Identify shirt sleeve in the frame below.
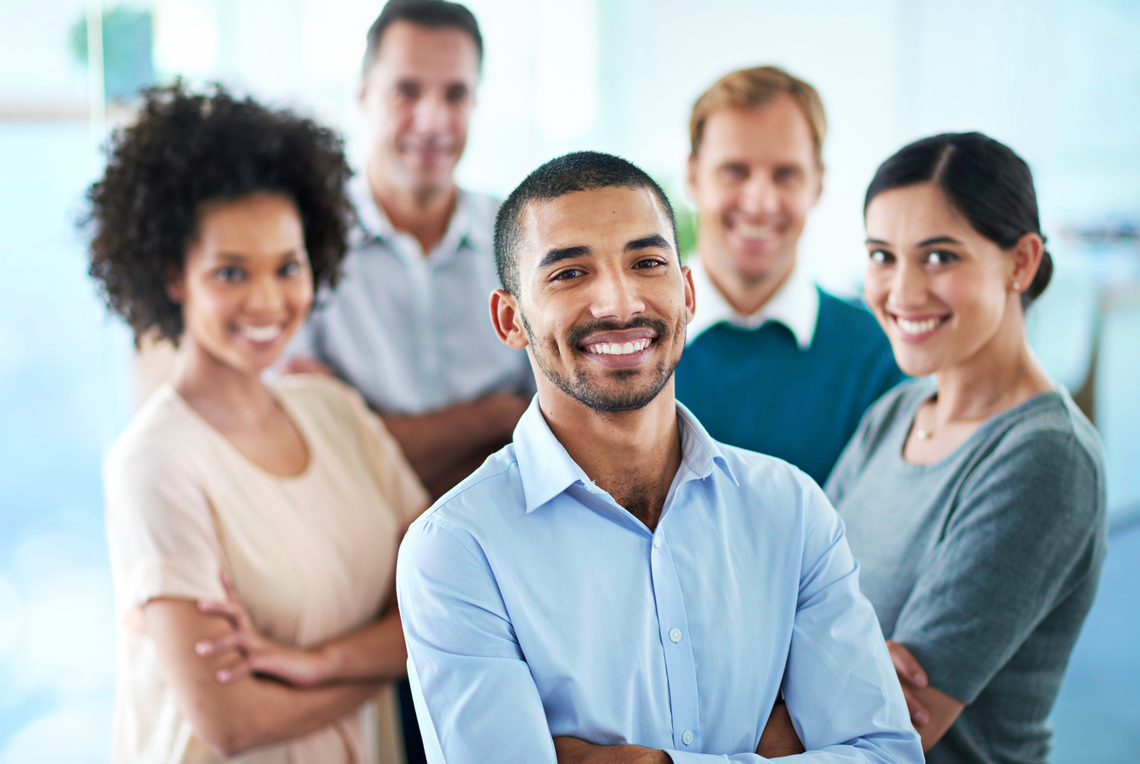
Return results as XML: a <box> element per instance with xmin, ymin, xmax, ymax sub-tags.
<box><xmin>889</xmin><ymin>429</ymin><xmax>1104</xmax><ymax>704</ymax></box>
<box><xmin>104</xmin><ymin>438</ymin><xmax>227</xmax><ymax>631</ymax></box>
<box><xmin>396</xmin><ymin>517</ymin><xmax>559</xmax><ymax>764</ymax></box>
<box><xmin>780</xmin><ymin>477</ymin><xmax>923</xmax><ymax>763</ymax></box>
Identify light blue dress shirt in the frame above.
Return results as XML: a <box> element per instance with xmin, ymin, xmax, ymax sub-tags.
<box><xmin>396</xmin><ymin>398</ymin><xmax>922</xmax><ymax>763</ymax></box>
<box><xmin>285</xmin><ymin>174</ymin><xmax>534</xmax><ymax>415</ymax></box>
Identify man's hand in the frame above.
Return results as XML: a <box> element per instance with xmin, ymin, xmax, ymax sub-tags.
<box><xmin>755</xmin><ymin>701</ymin><xmax>805</xmax><ymax>758</ymax></box>
<box><xmin>553</xmin><ymin>737</ymin><xmax>670</xmax><ymax>764</ymax></box>
<box><xmin>886</xmin><ymin>640</ymin><xmax>966</xmax><ymax>751</ymax></box>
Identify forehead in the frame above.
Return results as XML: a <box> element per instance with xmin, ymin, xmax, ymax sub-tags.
<box><xmin>865</xmin><ymin>183</ymin><xmax>976</xmax><ymax>241</ymax></box>
<box><xmin>519</xmin><ymin>186</ymin><xmax>671</xmax><ymax>264</ymax></box>
<box><xmin>192</xmin><ymin>193</ymin><xmax>303</xmax><ymax>258</ymax></box>
<box><xmin>698</xmin><ymin>94</ymin><xmax>815</xmax><ymax>164</ymax></box>
<box><xmin>369</xmin><ymin>21</ymin><xmax>479</xmax><ymax>82</ymax></box>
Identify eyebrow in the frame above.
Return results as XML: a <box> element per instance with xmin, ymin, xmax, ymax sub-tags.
<box><xmin>626</xmin><ymin>234</ymin><xmax>672</xmax><ymax>252</ymax></box>
<box><xmin>214</xmin><ymin>250</ymin><xmax>300</xmax><ymax>262</ymax></box>
<box><xmin>863</xmin><ymin>236</ymin><xmax>963</xmax><ymax>247</ymax></box>
<box><xmin>537</xmin><ymin>245</ymin><xmax>591</xmax><ymax>270</ymax></box>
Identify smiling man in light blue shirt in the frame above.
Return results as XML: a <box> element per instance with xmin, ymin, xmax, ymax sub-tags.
<box><xmin>396</xmin><ymin>152</ymin><xmax>921</xmax><ymax>764</ymax></box>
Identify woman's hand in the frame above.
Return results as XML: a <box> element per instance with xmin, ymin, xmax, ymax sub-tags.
<box><xmin>886</xmin><ymin>640</ymin><xmax>965</xmax><ymax>751</ymax></box>
<box><xmin>196</xmin><ymin>573</ymin><xmax>332</xmax><ymax>687</ymax></box>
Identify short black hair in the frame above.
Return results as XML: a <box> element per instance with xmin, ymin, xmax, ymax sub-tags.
<box><xmin>494</xmin><ymin>151</ymin><xmax>678</xmax><ymax>296</ymax></box>
<box><xmin>865</xmin><ymin>132</ymin><xmax>1052</xmax><ymax>309</ymax></box>
<box><xmin>363</xmin><ymin>0</ymin><xmax>483</xmax><ymax>73</ymax></box>
<box><xmin>83</xmin><ymin>81</ymin><xmax>354</xmax><ymax>346</ymax></box>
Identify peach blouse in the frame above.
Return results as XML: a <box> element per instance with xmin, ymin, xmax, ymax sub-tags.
<box><xmin>104</xmin><ymin>374</ymin><xmax>428</xmax><ymax>764</ymax></box>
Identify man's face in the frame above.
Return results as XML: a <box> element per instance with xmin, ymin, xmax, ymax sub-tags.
<box><xmin>359</xmin><ymin>20</ymin><xmax>479</xmax><ymax>195</ymax></box>
<box><xmin>687</xmin><ymin>93</ymin><xmax>822</xmax><ymax>287</ymax></box>
<box><xmin>496</xmin><ymin>186</ymin><xmax>694</xmax><ymax>414</ymax></box>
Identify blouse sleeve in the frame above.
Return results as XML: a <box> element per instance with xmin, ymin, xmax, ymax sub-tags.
<box><xmin>104</xmin><ymin>437</ymin><xmax>227</xmax><ymax>631</ymax></box>
<box><xmin>889</xmin><ymin>427</ymin><xmax>1106</xmax><ymax>704</ymax></box>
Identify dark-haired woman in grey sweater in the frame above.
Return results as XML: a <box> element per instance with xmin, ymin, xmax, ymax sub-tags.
<box><xmin>826</xmin><ymin>132</ymin><xmax>1106</xmax><ymax>764</ymax></box>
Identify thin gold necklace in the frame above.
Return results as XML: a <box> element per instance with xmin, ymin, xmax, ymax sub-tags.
<box><xmin>915</xmin><ymin>364</ymin><xmax>1029</xmax><ymax>441</ymax></box>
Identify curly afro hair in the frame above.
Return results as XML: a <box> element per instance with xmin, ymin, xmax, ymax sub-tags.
<box><xmin>84</xmin><ymin>81</ymin><xmax>354</xmax><ymax>346</ymax></box>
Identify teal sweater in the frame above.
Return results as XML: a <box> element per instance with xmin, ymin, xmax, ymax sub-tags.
<box><xmin>675</xmin><ymin>289</ymin><xmax>905</xmax><ymax>486</ymax></box>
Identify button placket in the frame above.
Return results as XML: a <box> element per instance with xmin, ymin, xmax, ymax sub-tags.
<box><xmin>648</xmin><ymin>530</ymin><xmax>701</xmax><ymax>751</ymax></box>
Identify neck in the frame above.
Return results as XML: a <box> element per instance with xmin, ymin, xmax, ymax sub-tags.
<box><xmin>699</xmin><ymin>245</ymin><xmax>795</xmax><ymax>316</ymax></box>
<box><xmin>541</xmin><ymin>384</ymin><xmax>683</xmax><ymax>531</ymax></box>
<box><xmin>170</xmin><ymin>337</ymin><xmax>278</xmax><ymax>429</ymax></box>
<box><xmin>367</xmin><ymin>157</ymin><xmax>457</xmax><ymax>254</ymax></box>
<box><xmin>931</xmin><ymin>308</ymin><xmax>1043</xmax><ymax>425</ymax></box>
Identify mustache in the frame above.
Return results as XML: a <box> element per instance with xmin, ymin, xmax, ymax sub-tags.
<box><xmin>567</xmin><ymin>316</ymin><xmax>671</xmax><ymax>348</ymax></box>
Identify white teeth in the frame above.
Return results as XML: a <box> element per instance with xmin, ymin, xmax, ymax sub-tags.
<box><xmin>735</xmin><ymin>223</ymin><xmax>777</xmax><ymax>240</ymax></box>
<box><xmin>896</xmin><ymin>317</ymin><xmax>941</xmax><ymax>336</ymax></box>
<box><xmin>240</xmin><ymin>324</ymin><xmax>283</xmax><ymax>342</ymax></box>
<box><xmin>585</xmin><ymin>339</ymin><xmax>651</xmax><ymax>355</ymax></box>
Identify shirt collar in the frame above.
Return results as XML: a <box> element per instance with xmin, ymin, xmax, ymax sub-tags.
<box><xmin>348</xmin><ymin>172</ymin><xmax>479</xmax><ymax>259</ymax></box>
<box><xmin>512</xmin><ymin>395</ymin><xmax>737</xmax><ymax>515</ymax></box>
<box><xmin>687</xmin><ymin>257</ymin><xmax>819</xmax><ymax>350</ymax></box>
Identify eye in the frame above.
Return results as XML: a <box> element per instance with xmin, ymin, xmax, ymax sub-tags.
<box><xmin>214</xmin><ymin>265</ymin><xmax>245</xmax><ymax>282</ymax></box>
<box><xmin>278</xmin><ymin>261</ymin><xmax>303</xmax><ymax>278</ymax></box>
<box><xmin>868</xmin><ymin>249</ymin><xmax>893</xmax><ymax>265</ymax></box>
<box><xmin>774</xmin><ymin>166</ymin><xmax>802</xmax><ymax>183</ymax></box>
<box><xmin>924</xmin><ymin>250</ymin><xmax>958</xmax><ymax>266</ymax></box>
<box><xmin>550</xmin><ymin>267</ymin><xmax>585</xmax><ymax>282</ymax></box>
<box><xmin>633</xmin><ymin>257</ymin><xmax>666</xmax><ymax>270</ymax></box>
<box><xmin>395</xmin><ymin>81</ymin><xmax>420</xmax><ymax>101</ymax></box>
<box><xmin>445</xmin><ymin>84</ymin><xmax>469</xmax><ymax>104</ymax></box>
<box><xmin>720</xmin><ymin>163</ymin><xmax>748</xmax><ymax>181</ymax></box>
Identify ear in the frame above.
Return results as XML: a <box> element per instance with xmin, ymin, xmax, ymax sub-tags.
<box><xmin>165</xmin><ymin>263</ymin><xmax>186</xmax><ymax>305</ymax></box>
<box><xmin>681</xmin><ymin>264</ymin><xmax>696</xmax><ymax>325</ymax></box>
<box><xmin>490</xmin><ymin>289</ymin><xmax>530</xmax><ymax>350</ymax></box>
<box><xmin>1009</xmin><ymin>233</ymin><xmax>1044</xmax><ymax>297</ymax></box>
<box><xmin>811</xmin><ymin>161</ymin><xmax>825</xmax><ymax>206</ymax></box>
<box><xmin>685</xmin><ymin>154</ymin><xmax>699</xmax><ymax>202</ymax></box>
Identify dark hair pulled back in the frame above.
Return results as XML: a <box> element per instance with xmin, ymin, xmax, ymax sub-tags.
<box><xmin>864</xmin><ymin>132</ymin><xmax>1052</xmax><ymax>309</ymax></box>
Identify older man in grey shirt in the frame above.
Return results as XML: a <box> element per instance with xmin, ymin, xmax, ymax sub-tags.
<box><xmin>286</xmin><ymin>1</ymin><xmax>533</xmax><ymax>499</ymax></box>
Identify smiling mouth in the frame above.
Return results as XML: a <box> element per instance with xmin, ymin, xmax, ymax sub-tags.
<box><xmin>237</xmin><ymin>324</ymin><xmax>285</xmax><ymax>344</ymax></box>
<box><xmin>892</xmin><ymin>314</ymin><xmax>949</xmax><ymax>339</ymax></box>
<box><xmin>583</xmin><ymin>338</ymin><xmax>653</xmax><ymax>356</ymax></box>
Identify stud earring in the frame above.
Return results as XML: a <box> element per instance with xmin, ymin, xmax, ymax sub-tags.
<box><xmin>1013</xmin><ymin>281</ymin><xmax>1021</xmax><ymax>290</ymax></box>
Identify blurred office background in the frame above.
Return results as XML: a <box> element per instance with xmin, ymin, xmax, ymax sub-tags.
<box><xmin>0</xmin><ymin>0</ymin><xmax>1137</xmax><ymax>760</ymax></box>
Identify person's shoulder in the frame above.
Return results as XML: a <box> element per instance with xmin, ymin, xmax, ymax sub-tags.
<box><xmin>106</xmin><ymin>385</ymin><xmax>195</xmax><ymax>473</ymax></box>
<box><xmin>816</xmin><ymin>288</ymin><xmax>890</xmax><ymax>343</ymax></box>
<box><xmin>413</xmin><ymin>444</ymin><xmax>525</xmax><ymax>534</ymax></box>
<box><xmin>983</xmin><ymin>390</ymin><xmax>1105</xmax><ymax>476</ymax></box>
<box><xmin>714</xmin><ymin>441</ymin><xmax>820</xmax><ymax>504</ymax></box>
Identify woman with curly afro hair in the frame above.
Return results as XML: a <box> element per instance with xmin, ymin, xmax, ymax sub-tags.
<box><xmin>87</xmin><ymin>82</ymin><xmax>429</xmax><ymax>764</ymax></box>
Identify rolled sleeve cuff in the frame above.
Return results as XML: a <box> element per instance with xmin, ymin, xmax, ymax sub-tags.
<box><xmin>117</xmin><ymin>555</ymin><xmax>226</xmax><ymax>628</ymax></box>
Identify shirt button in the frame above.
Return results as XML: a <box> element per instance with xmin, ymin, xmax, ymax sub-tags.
<box><xmin>653</xmin><ymin>536</ymin><xmax>662</xmax><ymax>549</ymax></box>
<box><xmin>682</xmin><ymin>731</ymin><xmax>694</xmax><ymax>746</ymax></box>
<box><xmin>669</xmin><ymin>628</ymin><xmax>682</xmax><ymax>643</ymax></box>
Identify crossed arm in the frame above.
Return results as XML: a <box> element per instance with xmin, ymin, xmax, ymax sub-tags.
<box><xmin>143</xmin><ymin>575</ymin><xmax>408</xmax><ymax>757</ymax></box>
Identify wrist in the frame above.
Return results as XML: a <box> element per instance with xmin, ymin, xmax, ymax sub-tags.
<box><xmin>313</xmin><ymin>642</ymin><xmax>344</xmax><ymax>683</ymax></box>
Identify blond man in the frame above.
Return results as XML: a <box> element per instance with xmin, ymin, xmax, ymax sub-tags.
<box><xmin>675</xmin><ymin>65</ymin><xmax>904</xmax><ymax>485</ymax></box>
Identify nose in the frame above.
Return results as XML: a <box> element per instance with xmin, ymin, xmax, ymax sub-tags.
<box><xmin>244</xmin><ymin>273</ymin><xmax>285</xmax><ymax>315</ymax></box>
<box><xmin>589</xmin><ymin>266</ymin><xmax>645</xmax><ymax>323</ymax></box>
<box><xmin>889</xmin><ymin>259</ymin><xmax>928</xmax><ymax>309</ymax></box>
<box><xmin>740</xmin><ymin>173</ymin><xmax>779</xmax><ymax>216</ymax></box>
<box><xmin>412</xmin><ymin>91</ymin><xmax>450</xmax><ymax>133</ymax></box>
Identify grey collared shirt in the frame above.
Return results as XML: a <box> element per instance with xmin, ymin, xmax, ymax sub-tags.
<box><xmin>286</xmin><ymin>175</ymin><xmax>534</xmax><ymax>415</ymax></box>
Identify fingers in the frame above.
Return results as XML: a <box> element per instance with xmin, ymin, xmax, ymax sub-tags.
<box><xmin>887</xmin><ymin>640</ymin><xmax>928</xmax><ymax>688</ymax></box>
<box><xmin>197</xmin><ymin>598</ymin><xmax>245</xmax><ymax>628</ymax></box>
<box><xmin>216</xmin><ymin>659</ymin><xmax>255</xmax><ymax>684</ymax></box>
<box><xmin>900</xmin><ymin>684</ymin><xmax>931</xmax><ymax>727</ymax></box>
<box><xmin>195</xmin><ymin>631</ymin><xmax>248</xmax><ymax>658</ymax></box>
